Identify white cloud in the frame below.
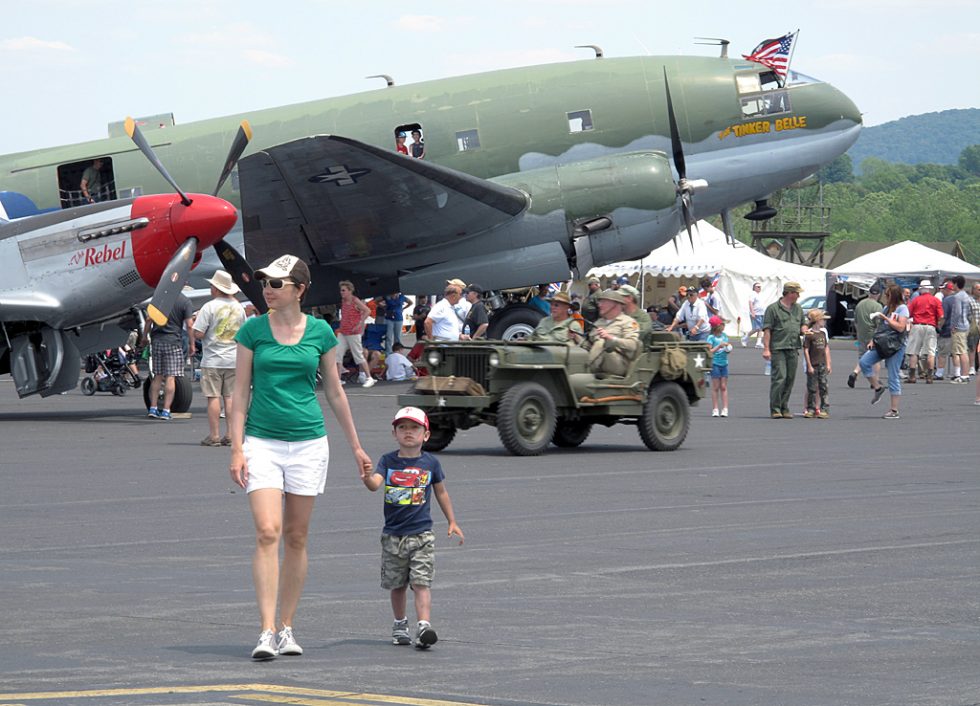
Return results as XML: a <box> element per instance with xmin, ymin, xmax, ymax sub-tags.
<box><xmin>242</xmin><ymin>49</ymin><xmax>294</xmax><ymax>68</ymax></box>
<box><xmin>395</xmin><ymin>15</ymin><xmax>446</xmax><ymax>32</ymax></box>
<box><xmin>0</xmin><ymin>37</ymin><xmax>73</xmax><ymax>52</ymax></box>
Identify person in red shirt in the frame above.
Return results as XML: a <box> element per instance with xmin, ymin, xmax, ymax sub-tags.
<box><xmin>906</xmin><ymin>280</ymin><xmax>944</xmax><ymax>383</ymax></box>
<box><xmin>336</xmin><ymin>280</ymin><xmax>376</xmax><ymax>388</ymax></box>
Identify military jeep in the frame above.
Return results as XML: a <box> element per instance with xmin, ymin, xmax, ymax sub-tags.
<box><xmin>397</xmin><ymin>332</ymin><xmax>711</xmax><ymax>456</ymax></box>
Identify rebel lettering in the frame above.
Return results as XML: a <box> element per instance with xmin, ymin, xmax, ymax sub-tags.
<box><xmin>81</xmin><ymin>240</ymin><xmax>128</xmax><ymax>267</ymax></box>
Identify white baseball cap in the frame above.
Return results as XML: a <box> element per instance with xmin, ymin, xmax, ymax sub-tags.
<box><xmin>392</xmin><ymin>406</ymin><xmax>429</xmax><ymax>430</ymax></box>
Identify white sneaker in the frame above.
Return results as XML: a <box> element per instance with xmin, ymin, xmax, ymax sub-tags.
<box><xmin>740</xmin><ymin>335</ymin><xmax>748</xmax><ymax>347</ymax></box>
<box><xmin>362</xmin><ymin>376</ymin><xmax>376</xmax><ymax>388</ymax></box>
<box><xmin>251</xmin><ymin>629</ymin><xmax>277</xmax><ymax>660</ymax></box>
<box><xmin>711</xmin><ymin>409</ymin><xmax>720</xmax><ymax>417</ymax></box>
<box><xmin>720</xmin><ymin>408</ymin><xmax>728</xmax><ymax>417</ymax></box>
<box><xmin>276</xmin><ymin>626</ymin><xmax>303</xmax><ymax>656</ymax></box>
<box><xmin>415</xmin><ymin>620</ymin><xmax>438</xmax><ymax>649</ymax></box>
<box><xmin>357</xmin><ymin>372</ymin><xmax>367</xmax><ymax>383</ymax></box>
<box><xmin>755</xmin><ymin>341</ymin><xmax>764</xmax><ymax>349</ymax></box>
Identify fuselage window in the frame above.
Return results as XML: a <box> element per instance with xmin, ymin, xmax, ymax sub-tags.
<box><xmin>56</xmin><ymin>157</ymin><xmax>117</xmax><ymax>209</ymax></box>
<box><xmin>456</xmin><ymin>129</ymin><xmax>480</xmax><ymax>152</ymax></box>
<box><xmin>393</xmin><ymin>123</ymin><xmax>425</xmax><ymax>159</ymax></box>
<box><xmin>737</xmin><ymin>71</ymin><xmax>791</xmax><ymax>119</ymax></box>
<box><xmin>567</xmin><ymin>110</ymin><xmax>594</xmax><ymax>133</ymax></box>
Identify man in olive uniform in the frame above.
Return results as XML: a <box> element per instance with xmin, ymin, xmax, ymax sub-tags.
<box><xmin>531</xmin><ymin>292</ymin><xmax>584</xmax><ymax>344</ymax></box>
<box><xmin>581</xmin><ymin>277</ymin><xmax>602</xmax><ymax>323</ymax></box>
<box><xmin>762</xmin><ymin>281</ymin><xmax>810</xmax><ymax>419</ymax></box>
<box><xmin>619</xmin><ymin>284</ymin><xmax>652</xmax><ymax>333</ymax></box>
<box><xmin>582</xmin><ymin>289</ymin><xmax>640</xmax><ymax>376</ymax></box>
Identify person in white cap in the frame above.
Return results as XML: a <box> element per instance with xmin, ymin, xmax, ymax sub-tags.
<box><xmin>192</xmin><ymin>270</ymin><xmax>246</xmax><ymax>446</ymax></box>
<box><xmin>906</xmin><ymin>279</ymin><xmax>943</xmax><ymax>384</ymax></box>
<box><xmin>229</xmin><ymin>254</ymin><xmax>374</xmax><ymax>661</ymax></box>
<box><xmin>742</xmin><ymin>281</ymin><xmax>766</xmax><ymax>348</ymax></box>
<box><xmin>361</xmin><ymin>406</ymin><xmax>463</xmax><ymax>649</ymax></box>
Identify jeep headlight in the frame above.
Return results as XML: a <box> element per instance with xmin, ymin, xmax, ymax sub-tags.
<box><xmin>489</xmin><ymin>352</ymin><xmax>500</xmax><ymax>367</ymax></box>
<box><xmin>427</xmin><ymin>350</ymin><xmax>442</xmax><ymax>368</ymax></box>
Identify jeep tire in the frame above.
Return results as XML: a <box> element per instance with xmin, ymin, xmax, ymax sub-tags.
<box><xmin>497</xmin><ymin>381</ymin><xmax>557</xmax><ymax>456</ymax></box>
<box><xmin>638</xmin><ymin>381</ymin><xmax>689</xmax><ymax>451</ymax></box>
<box><xmin>552</xmin><ymin>420</ymin><xmax>593</xmax><ymax>448</ymax></box>
<box><xmin>423</xmin><ymin>425</ymin><xmax>457</xmax><ymax>452</ymax></box>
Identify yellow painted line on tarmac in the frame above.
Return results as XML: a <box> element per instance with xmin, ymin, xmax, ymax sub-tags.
<box><xmin>0</xmin><ymin>683</ymin><xmax>486</xmax><ymax>706</ymax></box>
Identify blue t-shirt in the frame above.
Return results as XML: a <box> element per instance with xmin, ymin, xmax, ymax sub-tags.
<box><xmin>384</xmin><ymin>294</ymin><xmax>409</xmax><ymax>322</ymax></box>
<box><xmin>706</xmin><ymin>333</ymin><xmax>730</xmax><ymax>366</ymax></box>
<box><xmin>375</xmin><ymin>451</ymin><xmax>445</xmax><ymax>536</ymax></box>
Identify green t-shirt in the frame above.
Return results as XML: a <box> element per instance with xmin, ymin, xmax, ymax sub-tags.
<box><xmin>235</xmin><ymin>314</ymin><xmax>337</xmax><ymax>441</ymax></box>
<box><xmin>763</xmin><ymin>300</ymin><xmax>805</xmax><ymax>350</ymax></box>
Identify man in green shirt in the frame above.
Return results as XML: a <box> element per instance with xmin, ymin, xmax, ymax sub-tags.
<box><xmin>763</xmin><ymin>281</ymin><xmax>810</xmax><ymax>419</ymax></box>
<box><xmin>530</xmin><ymin>292</ymin><xmax>584</xmax><ymax>344</ymax></box>
<box><xmin>619</xmin><ymin>284</ymin><xmax>653</xmax><ymax>333</ymax></box>
<box><xmin>849</xmin><ymin>285</ymin><xmax>882</xmax><ymax>388</ymax></box>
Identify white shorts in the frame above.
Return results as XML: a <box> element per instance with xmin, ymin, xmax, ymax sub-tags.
<box><xmin>336</xmin><ymin>333</ymin><xmax>366</xmax><ymax>365</ymax></box>
<box><xmin>244</xmin><ymin>435</ymin><xmax>329</xmax><ymax>496</ymax></box>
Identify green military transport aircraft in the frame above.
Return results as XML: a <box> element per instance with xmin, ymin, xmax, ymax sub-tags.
<box><xmin>1</xmin><ymin>49</ymin><xmax>861</xmax><ymax>338</ymax></box>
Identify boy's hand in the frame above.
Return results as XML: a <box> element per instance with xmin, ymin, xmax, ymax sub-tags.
<box><xmin>447</xmin><ymin>523</ymin><xmax>464</xmax><ymax>545</ymax></box>
<box><xmin>354</xmin><ymin>449</ymin><xmax>373</xmax><ymax>478</ymax></box>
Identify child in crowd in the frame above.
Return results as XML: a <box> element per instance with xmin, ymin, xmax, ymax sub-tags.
<box><xmin>385</xmin><ymin>343</ymin><xmax>417</xmax><ymax>381</ymax></box>
<box><xmin>803</xmin><ymin>309</ymin><xmax>832</xmax><ymax>418</ymax></box>
<box><xmin>361</xmin><ymin>407</ymin><xmax>464</xmax><ymax>649</ymax></box>
<box><xmin>706</xmin><ymin>315</ymin><xmax>731</xmax><ymax>417</ymax></box>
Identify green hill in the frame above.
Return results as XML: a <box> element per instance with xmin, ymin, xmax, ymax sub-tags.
<box><xmin>847</xmin><ymin>108</ymin><xmax>980</xmax><ymax>172</ymax></box>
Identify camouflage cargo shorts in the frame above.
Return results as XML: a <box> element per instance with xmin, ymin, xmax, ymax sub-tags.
<box><xmin>380</xmin><ymin>531</ymin><xmax>435</xmax><ymax>589</ymax></box>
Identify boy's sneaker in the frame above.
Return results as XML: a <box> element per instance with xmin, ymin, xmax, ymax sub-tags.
<box><xmin>720</xmin><ymin>408</ymin><xmax>728</xmax><ymax>417</ymax></box>
<box><xmin>147</xmin><ymin>407</ymin><xmax>159</xmax><ymax>418</ymax></box>
<box><xmin>871</xmin><ymin>387</ymin><xmax>885</xmax><ymax>405</ymax></box>
<box><xmin>251</xmin><ymin>629</ymin><xmax>277</xmax><ymax>660</ymax></box>
<box><xmin>392</xmin><ymin>618</ymin><xmax>411</xmax><ymax>645</ymax></box>
<box><xmin>415</xmin><ymin>620</ymin><xmax>438</xmax><ymax>649</ymax></box>
<box><xmin>951</xmin><ymin>376</ymin><xmax>968</xmax><ymax>384</ymax></box>
<box><xmin>157</xmin><ymin>409</ymin><xmax>172</xmax><ymax>420</ymax></box>
<box><xmin>711</xmin><ymin>408</ymin><xmax>719</xmax><ymax>417</ymax></box>
<box><xmin>276</xmin><ymin>626</ymin><xmax>303</xmax><ymax>655</ymax></box>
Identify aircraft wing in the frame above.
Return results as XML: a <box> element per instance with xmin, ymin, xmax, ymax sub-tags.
<box><xmin>238</xmin><ymin>135</ymin><xmax>528</xmax><ymax>267</ymax></box>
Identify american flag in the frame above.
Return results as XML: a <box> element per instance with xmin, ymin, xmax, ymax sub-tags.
<box><xmin>742</xmin><ymin>32</ymin><xmax>796</xmax><ymax>77</ymax></box>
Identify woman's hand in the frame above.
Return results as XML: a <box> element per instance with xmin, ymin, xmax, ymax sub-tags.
<box><xmin>230</xmin><ymin>448</ymin><xmax>248</xmax><ymax>489</ymax></box>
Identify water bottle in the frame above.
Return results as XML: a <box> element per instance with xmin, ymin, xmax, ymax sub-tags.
<box><xmin>462</xmin><ymin>324</ymin><xmax>471</xmax><ymax>338</ymax></box>
<box><xmin>764</xmin><ymin>360</ymin><xmax>772</xmax><ymax>376</ymax></box>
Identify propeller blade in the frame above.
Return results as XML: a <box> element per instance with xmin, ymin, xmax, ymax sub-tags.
<box><xmin>681</xmin><ymin>194</ymin><xmax>695</xmax><ymax>249</ymax></box>
<box><xmin>213</xmin><ymin>238</ymin><xmax>267</xmax><ymax>313</ymax></box>
<box><xmin>147</xmin><ymin>237</ymin><xmax>198</xmax><ymax>326</ymax></box>
<box><xmin>663</xmin><ymin>69</ymin><xmax>686</xmax><ymax>181</ymax></box>
<box><xmin>125</xmin><ymin>117</ymin><xmax>192</xmax><ymax>206</ymax></box>
<box><xmin>213</xmin><ymin>120</ymin><xmax>253</xmax><ymax>196</ymax></box>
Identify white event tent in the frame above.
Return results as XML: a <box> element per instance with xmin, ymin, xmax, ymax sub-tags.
<box><xmin>829</xmin><ymin>240</ymin><xmax>980</xmax><ymax>286</ymax></box>
<box><xmin>585</xmin><ymin>222</ymin><xmax>827</xmax><ymax>336</ymax></box>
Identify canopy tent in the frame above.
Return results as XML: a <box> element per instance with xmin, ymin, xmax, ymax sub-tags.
<box><xmin>829</xmin><ymin>240</ymin><xmax>980</xmax><ymax>287</ymax></box>
<box><xmin>584</xmin><ymin>223</ymin><xmax>827</xmax><ymax>336</ymax></box>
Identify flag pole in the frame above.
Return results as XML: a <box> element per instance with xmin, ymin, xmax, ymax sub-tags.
<box><xmin>784</xmin><ymin>29</ymin><xmax>800</xmax><ymax>83</ymax></box>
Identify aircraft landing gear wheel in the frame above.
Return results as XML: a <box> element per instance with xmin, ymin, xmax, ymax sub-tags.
<box><xmin>552</xmin><ymin>420</ymin><xmax>593</xmax><ymax>448</ymax></box>
<box><xmin>81</xmin><ymin>377</ymin><xmax>96</xmax><ymax>396</ymax></box>
<box><xmin>638</xmin><ymin>381</ymin><xmax>689</xmax><ymax>451</ymax></box>
<box><xmin>424</xmin><ymin>425</ymin><xmax>457</xmax><ymax>452</ymax></box>
<box><xmin>142</xmin><ymin>375</ymin><xmax>193</xmax><ymax>412</ymax></box>
<box><xmin>487</xmin><ymin>305</ymin><xmax>544</xmax><ymax>341</ymax></box>
<box><xmin>497</xmin><ymin>382</ymin><xmax>556</xmax><ymax>456</ymax></box>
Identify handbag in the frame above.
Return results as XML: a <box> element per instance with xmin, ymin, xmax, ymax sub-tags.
<box><xmin>872</xmin><ymin>312</ymin><xmax>905</xmax><ymax>358</ymax></box>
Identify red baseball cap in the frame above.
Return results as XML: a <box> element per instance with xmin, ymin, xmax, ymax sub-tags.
<box><xmin>708</xmin><ymin>315</ymin><xmax>724</xmax><ymax>328</ymax></box>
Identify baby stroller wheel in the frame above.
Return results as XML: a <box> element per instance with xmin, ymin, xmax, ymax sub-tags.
<box><xmin>112</xmin><ymin>381</ymin><xmax>127</xmax><ymax>396</ymax></box>
<box><xmin>81</xmin><ymin>377</ymin><xmax>96</xmax><ymax>396</ymax></box>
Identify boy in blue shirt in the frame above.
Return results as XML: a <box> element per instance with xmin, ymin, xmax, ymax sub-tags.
<box><xmin>361</xmin><ymin>407</ymin><xmax>464</xmax><ymax>648</ymax></box>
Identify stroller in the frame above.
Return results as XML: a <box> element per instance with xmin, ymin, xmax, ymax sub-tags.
<box><xmin>81</xmin><ymin>347</ymin><xmax>142</xmax><ymax>396</ymax></box>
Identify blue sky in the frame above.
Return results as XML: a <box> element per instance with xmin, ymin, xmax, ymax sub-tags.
<box><xmin>1</xmin><ymin>0</ymin><xmax>977</xmax><ymax>155</ymax></box>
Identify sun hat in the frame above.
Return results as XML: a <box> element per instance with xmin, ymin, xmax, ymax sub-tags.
<box><xmin>205</xmin><ymin>270</ymin><xmax>240</xmax><ymax>295</ymax></box>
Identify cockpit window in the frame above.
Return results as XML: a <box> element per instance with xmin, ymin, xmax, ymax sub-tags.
<box><xmin>736</xmin><ymin>71</ymin><xmax>792</xmax><ymax>118</ymax></box>
<box><xmin>786</xmin><ymin>70</ymin><xmax>822</xmax><ymax>85</ymax></box>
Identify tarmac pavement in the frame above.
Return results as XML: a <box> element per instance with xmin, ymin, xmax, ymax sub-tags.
<box><xmin>1</xmin><ymin>342</ymin><xmax>978</xmax><ymax>706</ymax></box>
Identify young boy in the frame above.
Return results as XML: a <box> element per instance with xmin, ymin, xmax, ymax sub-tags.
<box><xmin>803</xmin><ymin>309</ymin><xmax>833</xmax><ymax>418</ymax></box>
<box><xmin>705</xmin><ymin>315</ymin><xmax>731</xmax><ymax>417</ymax></box>
<box><xmin>385</xmin><ymin>343</ymin><xmax>417</xmax><ymax>382</ymax></box>
<box><xmin>361</xmin><ymin>407</ymin><xmax>464</xmax><ymax>648</ymax></box>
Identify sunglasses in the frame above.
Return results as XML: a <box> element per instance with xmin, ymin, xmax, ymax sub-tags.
<box><xmin>261</xmin><ymin>278</ymin><xmax>295</xmax><ymax>289</ymax></box>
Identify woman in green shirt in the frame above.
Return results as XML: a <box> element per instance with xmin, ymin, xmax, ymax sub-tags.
<box><xmin>229</xmin><ymin>255</ymin><xmax>373</xmax><ymax>660</ymax></box>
